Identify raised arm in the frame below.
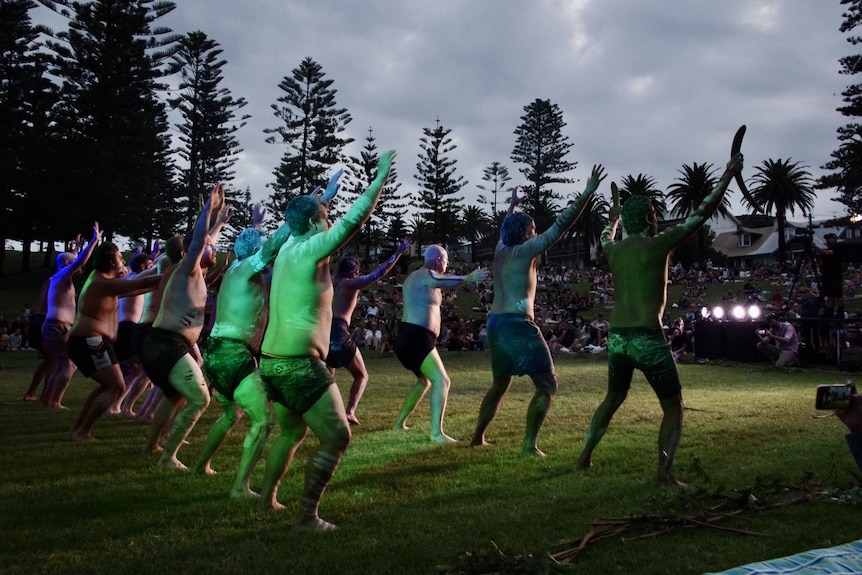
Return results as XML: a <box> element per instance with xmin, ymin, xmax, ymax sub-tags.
<box><xmin>320</xmin><ymin>152</ymin><xmax>395</xmax><ymax>252</ymax></box>
<box><xmin>61</xmin><ymin>222</ymin><xmax>103</xmax><ymax>279</ymax></box>
<box><xmin>207</xmin><ymin>194</ymin><xmax>232</xmax><ymax>245</ymax></box>
<box><xmin>309</xmin><ymin>169</ymin><xmax>344</xmax><ymax>202</ymax></box>
<box><xmin>601</xmin><ymin>181</ymin><xmax>621</xmax><ymax>251</ymax></box>
<box><xmin>181</xmin><ymin>183</ymin><xmax>222</xmax><ymax>274</ymax></box>
<box><xmin>530</xmin><ymin>165</ymin><xmax>605</xmax><ymax>254</ymax></box>
<box><xmin>259</xmin><ymin>222</ymin><xmax>291</xmax><ymax>266</ymax></box>
<box><xmin>507</xmin><ymin>186</ymin><xmax>522</xmax><ymax>216</ymax></box>
<box><xmin>661</xmin><ymin>153</ymin><xmax>742</xmax><ymax>248</ymax></box>
<box><xmin>345</xmin><ymin>238</ymin><xmax>411</xmax><ymax>289</ymax></box>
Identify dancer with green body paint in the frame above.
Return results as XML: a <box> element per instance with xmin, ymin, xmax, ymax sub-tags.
<box><xmin>578</xmin><ymin>152</ymin><xmax>743</xmax><ymax>484</ymax></box>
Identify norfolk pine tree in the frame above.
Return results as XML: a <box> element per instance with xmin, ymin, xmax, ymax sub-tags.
<box><xmin>510</xmin><ymin>98</ymin><xmax>576</xmax><ymax>231</ymax></box>
<box><xmin>819</xmin><ymin>0</ymin><xmax>862</xmax><ymax>214</ymax></box>
<box><xmin>265</xmin><ymin>57</ymin><xmax>353</xmax><ymax>218</ymax></box>
<box><xmin>168</xmin><ymin>30</ymin><xmax>250</xmax><ymax>230</ymax></box>
<box><xmin>414</xmin><ymin>118</ymin><xmax>466</xmax><ymax>249</ymax></box>
<box><xmin>36</xmin><ymin>0</ymin><xmax>180</xmax><ymax>243</ymax></box>
<box><xmin>0</xmin><ymin>0</ymin><xmax>59</xmax><ymax>273</ymax></box>
<box><xmin>348</xmin><ymin>127</ymin><xmax>407</xmax><ymax>261</ymax></box>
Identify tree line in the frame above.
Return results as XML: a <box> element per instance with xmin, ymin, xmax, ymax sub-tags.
<box><xmin>2</xmin><ymin>0</ymin><xmax>861</xmax><ymax>276</ymax></box>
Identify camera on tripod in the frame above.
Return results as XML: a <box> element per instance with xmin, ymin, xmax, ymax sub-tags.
<box><xmin>796</xmin><ymin>228</ymin><xmax>815</xmax><ymax>240</ymax></box>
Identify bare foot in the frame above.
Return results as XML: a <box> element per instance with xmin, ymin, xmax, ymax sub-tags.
<box><xmin>71</xmin><ymin>430</ymin><xmax>97</xmax><ymax>442</ymax></box>
<box><xmin>143</xmin><ymin>443</ymin><xmax>164</xmax><ymax>454</ymax></box>
<box><xmin>135</xmin><ymin>414</ymin><xmax>153</xmax><ymax>424</ymax></box>
<box><xmin>347</xmin><ymin>414</ymin><xmax>362</xmax><ymax>426</ymax></box>
<box><xmin>231</xmin><ymin>487</ymin><xmax>260</xmax><ymax>499</ymax></box>
<box><xmin>520</xmin><ymin>446</ymin><xmax>546</xmax><ymax>458</ymax></box>
<box><xmin>23</xmin><ymin>394</ymin><xmax>38</xmax><ymax>402</ymax></box>
<box><xmin>469</xmin><ymin>435</ymin><xmax>490</xmax><ymax>447</ymax></box>
<box><xmin>193</xmin><ymin>465</ymin><xmax>216</xmax><ymax>476</ymax></box>
<box><xmin>393</xmin><ymin>422</ymin><xmax>409</xmax><ymax>431</ymax></box>
<box><xmin>429</xmin><ymin>433</ymin><xmax>458</xmax><ymax>443</ymax></box>
<box><xmin>158</xmin><ymin>455</ymin><xmax>188</xmax><ymax>470</ymax></box>
<box><xmin>47</xmin><ymin>404</ymin><xmax>69</xmax><ymax>411</ymax></box>
<box><xmin>658</xmin><ymin>475</ymin><xmax>688</xmax><ymax>488</ymax></box>
<box><xmin>121</xmin><ymin>410</ymin><xmax>136</xmax><ymax>418</ymax></box>
<box><xmin>296</xmin><ymin>517</ymin><xmax>338</xmax><ymax>532</ymax></box>
<box><xmin>576</xmin><ymin>454</ymin><xmax>592</xmax><ymax>469</ymax></box>
<box><xmin>258</xmin><ymin>499</ymin><xmax>286</xmax><ymax>512</ymax></box>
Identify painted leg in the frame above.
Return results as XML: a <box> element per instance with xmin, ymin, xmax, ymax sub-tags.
<box><xmin>470</xmin><ymin>376</ymin><xmax>513</xmax><ymax>447</ymax></box>
<box><xmin>258</xmin><ymin>403</ymin><xmax>307</xmax><ymax>512</ymax></box>
<box><xmin>657</xmin><ymin>393</ymin><xmax>684</xmax><ymax>486</ymax></box>
<box><xmin>393</xmin><ymin>379</ymin><xmax>429</xmax><ymax>431</ymax></box>
<box><xmin>577</xmin><ymin>391</ymin><xmax>627</xmax><ymax>469</ymax></box>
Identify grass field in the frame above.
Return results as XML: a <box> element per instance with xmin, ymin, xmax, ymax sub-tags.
<box><xmin>2</xmin><ymin>348</ymin><xmax>861</xmax><ymax>575</ymax></box>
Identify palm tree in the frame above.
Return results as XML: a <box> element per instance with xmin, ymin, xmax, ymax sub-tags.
<box><xmin>666</xmin><ymin>162</ymin><xmax>732</xmax><ymax>265</ymax></box>
<box><xmin>459</xmin><ymin>204</ymin><xmax>492</xmax><ymax>262</ymax></box>
<box><xmin>618</xmin><ymin>173</ymin><xmax>667</xmax><ymax>216</ymax></box>
<box><xmin>747</xmin><ymin>159</ymin><xmax>815</xmax><ymax>265</ymax></box>
<box><xmin>407</xmin><ymin>213</ymin><xmax>428</xmax><ymax>256</ymax></box>
<box><xmin>571</xmin><ymin>193</ymin><xmax>610</xmax><ymax>268</ymax></box>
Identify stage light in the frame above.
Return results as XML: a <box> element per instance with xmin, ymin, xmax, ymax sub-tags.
<box><xmin>748</xmin><ymin>305</ymin><xmax>762</xmax><ymax>320</ymax></box>
<box><xmin>731</xmin><ymin>305</ymin><xmax>746</xmax><ymax>320</ymax></box>
<box><xmin>700</xmin><ymin>306</ymin><xmax>710</xmax><ymax>319</ymax></box>
<box><xmin>711</xmin><ymin>306</ymin><xmax>725</xmax><ymax>320</ymax></box>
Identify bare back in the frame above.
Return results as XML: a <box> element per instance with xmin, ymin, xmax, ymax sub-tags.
<box><xmin>210</xmin><ymin>257</ymin><xmax>269</xmax><ymax>352</ymax></box>
<box><xmin>605</xmin><ymin>235</ymin><xmax>671</xmax><ymax>329</ymax></box>
<box><xmin>490</xmin><ymin>243</ymin><xmax>540</xmax><ymax>319</ymax></box>
<box><xmin>331</xmin><ymin>275</ymin><xmax>362</xmax><ymax>324</ymax></box>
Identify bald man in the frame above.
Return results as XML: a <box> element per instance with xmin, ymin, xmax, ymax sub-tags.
<box><xmin>393</xmin><ymin>245</ymin><xmax>489</xmax><ymax>442</ymax></box>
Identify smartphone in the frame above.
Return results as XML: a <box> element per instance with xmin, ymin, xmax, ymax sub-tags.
<box><xmin>815</xmin><ymin>383</ymin><xmax>856</xmax><ymax>410</ymax></box>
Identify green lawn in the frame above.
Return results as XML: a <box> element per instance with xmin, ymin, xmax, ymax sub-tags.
<box><xmin>1</xmin><ymin>350</ymin><xmax>860</xmax><ymax>575</ymax></box>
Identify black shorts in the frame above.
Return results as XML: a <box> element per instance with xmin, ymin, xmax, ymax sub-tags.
<box><xmin>67</xmin><ymin>335</ymin><xmax>119</xmax><ymax>377</ymax></box>
<box><xmin>326</xmin><ymin>317</ymin><xmax>357</xmax><ymax>369</ymax></box>
<box><xmin>394</xmin><ymin>322</ymin><xmax>437</xmax><ymax>378</ymax></box>
<box><xmin>115</xmin><ymin>320</ymin><xmax>138</xmax><ymax>364</ymax></box>
<box><xmin>140</xmin><ymin>327</ymin><xmax>193</xmax><ymax>398</ymax></box>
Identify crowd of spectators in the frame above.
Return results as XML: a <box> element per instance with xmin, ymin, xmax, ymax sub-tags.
<box><xmin>0</xmin><ymin>310</ymin><xmax>33</xmax><ymax>352</ymax></box>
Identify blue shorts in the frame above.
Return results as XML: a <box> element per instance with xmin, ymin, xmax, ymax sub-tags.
<box><xmin>487</xmin><ymin>313</ymin><xmax>555</xmax><ymax>381</ymax></box>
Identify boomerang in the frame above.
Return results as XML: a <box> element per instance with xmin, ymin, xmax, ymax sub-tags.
<box><xmin>731</xmin><ymin>125</ymin><xmax>759</xmax><ymax>213</ymax></box>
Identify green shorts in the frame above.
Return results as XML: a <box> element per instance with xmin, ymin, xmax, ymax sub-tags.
<box><xmin>259</xmin><ymin>355</ymin><xmax>334</xmax><ymax>415</ymax></box>
<box><xmin>607</xmin><ymin>327</ymin><xmax>681</xmax><ymax>400</ymax></box>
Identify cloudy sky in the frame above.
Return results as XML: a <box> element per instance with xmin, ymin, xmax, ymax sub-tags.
<box><xmin>40</xmin><ymin>0</ymin><xmax>854</xmax><ymax>221</ymax></box>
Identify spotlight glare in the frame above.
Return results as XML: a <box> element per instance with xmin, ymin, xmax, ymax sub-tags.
<box><xmin>712</xmin><ymin>306</ymin><xmax>725</xmax><ymax>320</ymax></box>
<box><xmin>731</xmin><ymin>305</ymin><xmax>746</xmax><ymax>320</ymax></box>
<box><xmin>748</xmin><ymin>305</ymin><xmax>761</xmax><ymax>320</ymax></box>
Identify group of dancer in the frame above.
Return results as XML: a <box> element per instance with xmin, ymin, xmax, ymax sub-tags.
<box><xmin>24</xmin><ymin>143</ymin><xmax>747</xmax><ymax>530</ymax></box>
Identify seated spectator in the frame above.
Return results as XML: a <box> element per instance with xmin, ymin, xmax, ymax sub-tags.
<box><xmin>549</xmin><ymin>319</ymin><xmax>577</xmax><ymax>353</ymax></box>
<box><xmin>365</xmin><ymin>321</ymin><xmax>383</xmax><ymax>350</ymax></box>
<box><xmin>590</xmin><ymin>313</ymin><xmax>609</xmax><ymax>345</ymax></box>
<box><xmin>8</xmin><ymin>328</ymin><xmax>23</xmax><ymax>350</ymax></box>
